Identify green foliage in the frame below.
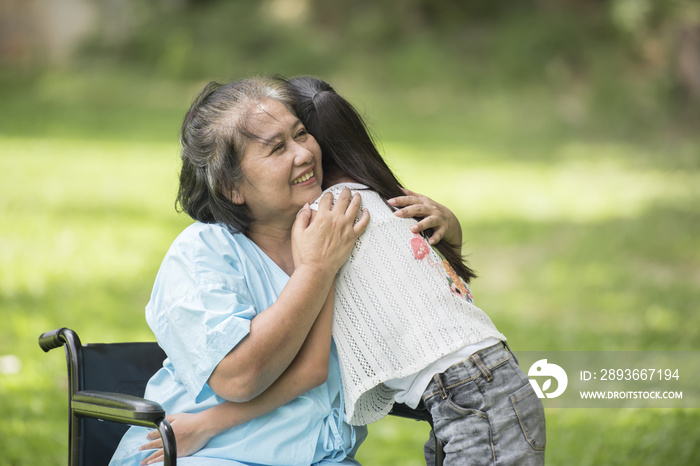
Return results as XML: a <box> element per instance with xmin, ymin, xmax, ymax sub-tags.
<box><xmin>2</xmin><ymin>3</ymin><xmax>699</xmax><ymax>465</ymax></box>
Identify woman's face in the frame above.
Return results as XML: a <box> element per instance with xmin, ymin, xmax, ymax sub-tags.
<box><xmin>232</xmin><ymin>98</ymin><xmax>323</xmax><ymax>227</ymax></box>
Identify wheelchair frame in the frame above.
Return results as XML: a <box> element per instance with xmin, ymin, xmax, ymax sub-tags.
<box><xmin>40</xmin><ymin>327</ymin><xmax>444</xmax><ymax>465</ymax></box>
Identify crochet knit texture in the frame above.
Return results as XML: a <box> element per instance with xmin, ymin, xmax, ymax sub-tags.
<box><xmin>321</xmin><ymin>184</ymin><xmax>505</xmax><ymax>425</ymax></box>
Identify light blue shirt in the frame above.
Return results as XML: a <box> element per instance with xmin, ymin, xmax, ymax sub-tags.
<box><xmin>110</xmin><ymin>222</ymin><xmax>364</xmax><ymax>465</ymax></box>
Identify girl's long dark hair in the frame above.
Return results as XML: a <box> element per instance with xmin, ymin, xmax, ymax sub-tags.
<box><xmin>289</xmin><ymin>76</ymin><xmax>476</xmax><ymax>283</ymax></box>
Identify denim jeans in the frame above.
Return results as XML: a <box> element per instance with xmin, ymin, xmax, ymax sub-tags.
<box><xmin>421</xmin><ymin>342</ymin><xmax>546</xmax><ymax>465</ymax></box>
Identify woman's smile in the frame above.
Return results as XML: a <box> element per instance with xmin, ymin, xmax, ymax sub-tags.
<box><xmin>291</xmin><ymin>169</ymin><xmax>316</xmax><ymax>185</ymax></box>
<box><xmin>234</xmin><ymin>98</ymin><xmax>323</xmax><ymax>225</ymax></box>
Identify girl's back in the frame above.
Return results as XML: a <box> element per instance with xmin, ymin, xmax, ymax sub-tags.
<box><xmin>319</xmin><ymin>182</ymin><xmax>505</xmax><ymax>426</ymax></box>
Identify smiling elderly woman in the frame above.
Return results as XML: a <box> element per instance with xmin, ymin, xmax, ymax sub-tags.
<box><xmin>109</xmin><ymin>76</ymin><xmax>370</xmax><ymax>465</ymax></box>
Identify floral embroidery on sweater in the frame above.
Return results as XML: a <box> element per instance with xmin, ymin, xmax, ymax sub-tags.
<box><xmin>411</xmin><ymin>234</ymin><xmax>474</xmax><ymax>302</ymax></box>
<box><xmin>410</xmin><ymin>234</ymin><xmax>430</xmax><ymax>260</ymax></box>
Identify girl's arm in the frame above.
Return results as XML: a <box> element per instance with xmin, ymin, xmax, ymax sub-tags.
<box><xmin>139</xmin><ymin>281</ymin><xmax>338</xmax><ymax>465</ymax></box>
<box><xmin>388</xmin><ymin>188</ymin><xmax>462</xmax><ymax>250</ymax></box>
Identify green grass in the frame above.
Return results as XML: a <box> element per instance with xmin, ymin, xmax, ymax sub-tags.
<box><xmin>1</xmin><ymin>63</ymin><xmax>699</xmax><ymax>465</ymax></box>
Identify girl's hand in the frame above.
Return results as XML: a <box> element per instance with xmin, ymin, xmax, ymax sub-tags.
<box><xmin>139</xmin><ymin>412</ymin><xmax>215</xmax><ymax>465</ymax></box>
<box><xmin>388</xmin><ymin>188</ymin><xmax>462</xmax><ymax>247</ymax></box>
<box><xmin>292</xmin><ymin>188</ymin><xmax>369</xmax><ymax>273</ymax></box>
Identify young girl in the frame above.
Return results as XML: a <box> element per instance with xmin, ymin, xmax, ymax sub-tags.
<box><xmin>141</xmin><ymin>78</ymin><xmax>546</xmax><ymax>465</ymax></box>
<box><xmin>291</xmin><ymin>77</ymin><xmax>545</xmax><ymax>465</ymax></box>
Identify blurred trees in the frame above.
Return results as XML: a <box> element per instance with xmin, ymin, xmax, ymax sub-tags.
<box><xmin>608</xmin><ymin>0</ymin><xmax>700</xmax><ymax>102</ymax></box>
<box><xmin>1</xmin><ymin>0</ymin><xmax>698</xmax><ymax>106</ymax></box>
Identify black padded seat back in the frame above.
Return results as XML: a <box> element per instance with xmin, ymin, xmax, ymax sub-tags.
<box><xmin>80</xmin><ymin>342</ymin><xmax>166</xmax><ymax>465</ymax></box>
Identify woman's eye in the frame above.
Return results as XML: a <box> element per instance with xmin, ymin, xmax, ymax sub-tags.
<box><xmin>272</xmin><ymin>143</ymin><xmax>284</xmax><ymax>153</ymax></box>
<box><xmin>296</xmin><ymin>129</ymin><xmax>307</xmax><ymax>138</ymax></box>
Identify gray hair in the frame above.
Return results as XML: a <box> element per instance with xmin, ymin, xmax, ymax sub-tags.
<box><xmin>176</xmin><ymin>75</ymin><xmax>299</xmax><ymax>233</ymax></box>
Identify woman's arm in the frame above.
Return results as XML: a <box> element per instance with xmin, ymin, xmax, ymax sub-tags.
<box><xmin>388</xmin><ymin>188</ymin><xmax>462</xmax><ymax>250</ymax></box>
<box><xmin>139</xmin><ymin>283</ymin><xmax>337</xmax><ymax>465</ymax></box>
<box><xmin>209</xmin><ymin>189</ymin><xmax>368</xmax><ymax>402</ymax></box>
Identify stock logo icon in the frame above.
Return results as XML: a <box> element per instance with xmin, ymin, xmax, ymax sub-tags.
<box><xmin>528</xmin><ymin>359</ymin><xmax>568</xmax><ymax>398</ymax></box>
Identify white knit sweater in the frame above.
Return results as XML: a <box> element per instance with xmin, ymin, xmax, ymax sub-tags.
<box><xmin>320</xmin><ymin>183</ymin><xmax>506</xmax><ymax>425</ymax></box>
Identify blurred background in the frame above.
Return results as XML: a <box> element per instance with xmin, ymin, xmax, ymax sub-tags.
<box><xmin>1</xmin><ymin>0</ymin><xmax>699</xmax><ymax>464</ymax></box>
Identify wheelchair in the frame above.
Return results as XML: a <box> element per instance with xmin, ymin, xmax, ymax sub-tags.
<box><xmin>40</xmin><ymin>327</ymin><xmax>444</xmax><ymax>465</ymax></box>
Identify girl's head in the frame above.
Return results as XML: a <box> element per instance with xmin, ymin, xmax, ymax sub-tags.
<box><xmin>176</xmin><ymin>75</ymin><xmax>322</xmax><ymax>233</ymax></box>
<box><xmin>289</xmin><ymin>76</ymin><xmax>476</xmax><ymax>283</ymax></box>
<box><xmin>288</xmin><ymin>76</ymin><xmax>404</xmax><ymax>200</ymax></box>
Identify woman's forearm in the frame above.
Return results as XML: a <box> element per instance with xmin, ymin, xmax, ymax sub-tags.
<box><xmin>140</xmin><ymin>284</ymin><xmax>337</xmax><ymax>464</ymax></box>
<box><xmin>195</xmin><ymin>283</ymin><xmax>335</xmax><ymax>437</ymax></box>
<box><xmin>209</xmin><ymin>263</ymin><xmax>335</xmax><ymax>401</ymax></box>
<box><xmin>209</xmin><ymin>191</ymin><xmax>368</xmax><ymax>402</ymax></box>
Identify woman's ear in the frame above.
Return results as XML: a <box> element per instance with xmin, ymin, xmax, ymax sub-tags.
<box><xmin>229</xmin><ymin>188</ymin><xmax>245</xmax><ymax>205</ymax></box>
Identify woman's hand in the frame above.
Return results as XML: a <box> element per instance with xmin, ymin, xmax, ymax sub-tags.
<box><xmin>388</xmin><ymin>188</ymin><xmax>462</xmax><ymax>248</ymax></box>
<box><xmin>139</xmin><ymin>412</ymin><xmax>215</xmax><ymax>465</ymax></box>
<box><xmin>293</xmin><ymin>188</ymin><xmax>369</xmax><ymax>273</ymax></box>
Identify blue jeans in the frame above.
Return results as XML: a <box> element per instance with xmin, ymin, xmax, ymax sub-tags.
<box><xmin>421</xmin><ymin>342</ymin><xmax>546</xmax><ymax>465</ymax></box>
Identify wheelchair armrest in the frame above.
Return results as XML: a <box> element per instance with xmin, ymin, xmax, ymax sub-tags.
<box><xmin>73</xmin><ymin>390</ymin><xmax>166</xmax><ymax>425</ymax></box>
<box><xmin>389</xmin><ymin>403</ymin><xmax>432</xmax><ymax>423</ymax></box>
<box><xmin>73</xmin><ymin>390</ymin><xmax>177</xmax><ymax>465</ymax></box>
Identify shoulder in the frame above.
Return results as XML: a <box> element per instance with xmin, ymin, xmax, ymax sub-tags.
<box><xmin>174</xmin><ymin>221</ymin><xmax>236</xmax><ymax>243</ymax></box>
<box><xmin>319</xmin><ymin>183</ymin><xmax>389</xmax><ymax>214</ymax></box>
<box><xmin>148</xmin><ymin>223</ymin><xmax>260</xmax><ymax>319</ymax></box>
<box><xmin>323</xmin><ymin>182</ymin><xmax>376</xmax><ymax>197</ymax></box>
<box><xmin>160</xmin><ymin>222</ymin><xmax>254</xmax><ymax>280</ymax></box>
<box><xmin>168</xmin><ymin>222</ymin><xmax>244</xmax><ymax>256</ymax></box>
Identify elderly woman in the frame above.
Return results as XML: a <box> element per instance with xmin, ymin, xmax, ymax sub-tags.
<box><xmin>111</xmin><ymin>76</ymin><xmax>457</xmax><ymax>466</ymax></box>
<box><xmin>110</xmin><ymin>76</ymin><xmax>370</xmax><ymax>465</ymax></box>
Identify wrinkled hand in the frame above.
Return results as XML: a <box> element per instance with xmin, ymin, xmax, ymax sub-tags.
<box><xmin>293</xmin><ymin>188</ymin><xmax>369</xmax><ymax>273</ymax></box>
<box><xmin>388</xmin><ymin>188</ymin><xmax>462</xmax><ymax>247</ymax></box>
<box><xmin>139</xmin><ymin>412</ymin><xmax>214</xmax><ymax>465</ymax></box>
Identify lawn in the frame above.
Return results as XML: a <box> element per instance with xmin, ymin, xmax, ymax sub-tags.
<box><xmin>1</xmin><ymin>66</ymin><xmax>699</xmax><ymax>465</ymax></box>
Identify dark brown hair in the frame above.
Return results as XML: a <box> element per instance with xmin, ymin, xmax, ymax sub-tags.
<box><xmin>289</xmin><ymin>76</ymin><xmax>476</xmax><ymax>283</ymax></box>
